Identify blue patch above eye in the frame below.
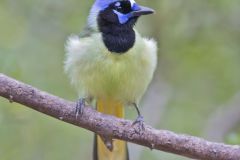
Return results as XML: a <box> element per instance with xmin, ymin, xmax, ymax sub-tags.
<box><xmin>94</xmin><ymin>0</ymin><xmax>119</xmax><ymax>10</ymax></box>
<box><xmin>113</xmin><ymin>10</ymin><xmax>131</xmax><ymax>24</ymax></box>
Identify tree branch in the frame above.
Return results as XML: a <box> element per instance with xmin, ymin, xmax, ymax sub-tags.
<box><xmin>0</xmin><ymin>73</ymin><xmax>239</xmax><ymax>160</ymax></box>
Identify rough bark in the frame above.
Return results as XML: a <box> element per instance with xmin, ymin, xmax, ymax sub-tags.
<box><xmin>0</xmin><ymin>73</ymin><xmax>239</xmax><ymax>160</ymax></box>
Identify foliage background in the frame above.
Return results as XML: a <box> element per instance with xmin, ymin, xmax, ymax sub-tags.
<box><xmin>0</xmin><ymin>0</ymin><xmax>240</xmax><ymax>159</ymax></box>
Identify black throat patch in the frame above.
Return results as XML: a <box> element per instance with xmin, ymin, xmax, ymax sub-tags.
<box><xmin>97</xmin><ymin>10</ymin><xmax>137</xmax><ymax>54</ymax></box>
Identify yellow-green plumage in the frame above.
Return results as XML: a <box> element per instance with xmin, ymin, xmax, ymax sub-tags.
<box><xmin>65</xmin><ymin>31</ymin><xmax>157</xmax><ymax>104</ymax></box>
<box><xmin>65</xmin><ymin>29</ymin><xmax>157</xmax><ymax>160</ymax></box>
<box><xmin>65</xmin><ymin>1</ymin><xmax>157</xmax><ymax>159</ymax></box>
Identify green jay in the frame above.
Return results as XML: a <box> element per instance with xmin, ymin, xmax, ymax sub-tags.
<box><xmin>65</xmin><ymin>0</ymin><xmax>157</xmax><ymax>159</ymax></box>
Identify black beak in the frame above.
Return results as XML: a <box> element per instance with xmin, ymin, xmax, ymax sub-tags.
<box><xmin>130</xmin><ymin>5</ymin><xmax>155</xmax><ymax>17</ymax></box>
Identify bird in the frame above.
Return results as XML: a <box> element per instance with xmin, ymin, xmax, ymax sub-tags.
<box><xmin>64</xmin><ymin>0</ymin><xmax>157</xmax><ymax>160</ymax></box>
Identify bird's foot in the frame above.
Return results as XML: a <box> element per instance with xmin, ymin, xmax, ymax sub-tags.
<box><xmin>132</xmin><ymin>115</ymin><xmax>145</xmax><ymax>132</ymax></box>
<box><xmin>75</xmin><ymin>98</ymin><xmax>86</xmax><ymax>119</ymax></box>
<box><xmin>131</xmin><ymin>103</ymin><xmax>145</xmax><ymax>132</ymax></box>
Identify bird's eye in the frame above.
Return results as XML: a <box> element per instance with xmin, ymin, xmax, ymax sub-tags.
<box><xmin>112</xmin><ymin>1</ymin><xmax>132</xmax><ymax>14</ymax></box>
<box><xmin>114</xmin><ymin>2</ymin><xmax>122</xmax><ymax>11</ymax></box>
<box><xmin>115</xmin><ymin>2</ymin><xmax>121</xmax><ymax>8</ymax></box>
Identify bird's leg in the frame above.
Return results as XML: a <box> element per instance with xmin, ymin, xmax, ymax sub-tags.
<box><xmin>75</xmin><ymin>98</ymin><xmax>86</xmax><ymax>118</ymax></box>
<box><xmin>132</xmin><ymin>103</ymin><xmax>145</xmax><ymax>131</ymax></box>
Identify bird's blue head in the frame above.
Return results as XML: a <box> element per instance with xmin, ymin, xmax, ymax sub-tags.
<box><xmin>88</xmin><ymin>0</ymin><xmax>154</xmax><ymax>30</ymax></box>
<box><xmin>87</xmin><ymin>0</ymin><xmax>154</xmax><ymax>53</ymax></box>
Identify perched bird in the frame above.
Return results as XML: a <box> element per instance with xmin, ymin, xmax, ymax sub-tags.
<box><xmin>64</xmin><ymin>0</ymin><xmax>157</xmax><ymax>159</ymax></box>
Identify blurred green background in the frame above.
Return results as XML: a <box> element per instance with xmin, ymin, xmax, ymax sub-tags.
<box><xmin>0</xmin><ymin>0</ymin><xmax>240</xmax><ymax>159</ymax></box>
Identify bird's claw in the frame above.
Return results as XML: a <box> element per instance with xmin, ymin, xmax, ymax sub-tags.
<box><xmin>75</xmin><ymin>98</ymin><xmax>85</xmax><ymax>119</ymax></box>
<box><xmin>132</xmin><ymin>115</ymin><xmax>145</xmax><ymax>132</ymax></box>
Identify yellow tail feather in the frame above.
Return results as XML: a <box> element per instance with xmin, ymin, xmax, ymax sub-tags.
<box><xmin>96</xmin><ymin>99</ymin><xmax>128</xmax><ymax>160</ymax></box>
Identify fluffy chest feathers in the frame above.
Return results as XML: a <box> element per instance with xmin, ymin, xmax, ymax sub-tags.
<box><xmin>65</xmin><ymin>32</ymin><xmax>157</xmax><ymax>103</ymax></box>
